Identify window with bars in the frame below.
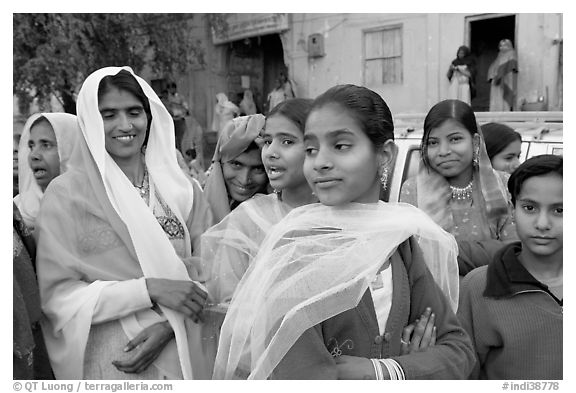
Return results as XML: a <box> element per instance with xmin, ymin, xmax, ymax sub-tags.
<box><xmin>364</xmin><ymin>25</ymin><xmax>403</xmax><ymax>85</ymax></box>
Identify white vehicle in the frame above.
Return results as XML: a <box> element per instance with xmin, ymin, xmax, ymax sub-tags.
<box><xmin>383</xmin><ymin>111</ymin><xmax>563</xmax><ymax>202</ymax></box>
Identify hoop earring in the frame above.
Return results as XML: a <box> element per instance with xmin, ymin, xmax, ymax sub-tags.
<box><xmin>379</xmin><ymin>165</ymin><xmax>389</xmax><ymax>191</ymax></box>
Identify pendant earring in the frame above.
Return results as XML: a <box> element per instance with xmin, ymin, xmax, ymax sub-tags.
<box><xmin>473</xmin><ymin>145</ymin><xmax>480</xmax><ymax>168</ymax></box>
<box><xmin>379</xmin><ymin>165</ymin><xmax>389</xmax><ymax>191</ymax></box>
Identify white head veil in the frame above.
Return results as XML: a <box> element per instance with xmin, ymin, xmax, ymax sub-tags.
<box><xmin>213</xmin><ymin>201</ymin><xmax>459</xmax><ymax>379</ymax></box>
<box><xmin>14</xmin><ymin>112</ymin><xmax>80</xmax><ymax>228</ymax></box>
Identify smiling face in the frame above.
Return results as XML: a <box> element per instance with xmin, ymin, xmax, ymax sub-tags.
<box><xmin>426</xmin><ymin>119</ymin><xmax>476</xmax><ymax>186</ymax></box>
<box><xmin>222</xmin><ymin>148</ymin><xmax>268</xmax><ymax>203</ymax></box>
<box><xmin>303</xmin><ymin>104</ymin><xmax>382</xmax><ymax>206</ymax></box>
<box><xmin>99</xmin><ymin>87</ymin><xmax>148</xmax><ymax>166</ymax></box>
<box><xmin>491</xmin><ymin>139</ymin><xmax>522</xmax><ymax>174</ymax></box>
<box><xmin>27</xmin><ymin>119</ymin><xmax>60</xmax><ymax>192</ymax></box>
<box><xmin>514</xmin><ymin>173</ymin><xmax>563</xmax><ymax>262</ymax></box>
<box><xmin>261</xmin><ymin>114</ymin><xmax>307</xmax><ymax>192</ymax></box>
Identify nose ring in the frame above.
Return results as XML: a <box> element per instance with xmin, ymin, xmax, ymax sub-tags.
<box><xmin>127</xmin><ymin>123</ymin><xmax>133</xmax><ymax>130</ymax></box>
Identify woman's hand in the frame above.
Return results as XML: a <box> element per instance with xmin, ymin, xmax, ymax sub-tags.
<box><xmin>145</xmin><ymin>278</ymin><xmax>207</xmax><ymax>323</ymax></box>
<box><xmin>334</xmin><ymin>355</ymin><xmax>377</xmax><ymax>380</ymax></box>
<box><xmin>400</xmin><ymin>307</ymin><xmax>437</xmax><ymax>355</ymax></box>
<box><xmin>112</xmin><ymin>321</ymin><xmax>174</xmax><ymax>374</ymax></box>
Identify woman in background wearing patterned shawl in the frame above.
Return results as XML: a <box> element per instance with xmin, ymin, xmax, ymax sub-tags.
<box><xmin>400</xmin><ymin>99</ymin><xmax>517</xmax><ymax>277</ymax></box>
<box><xmin>488</xmin><ymin>39</ymin><xmax>518</xmax><ymax>111</ymax></box>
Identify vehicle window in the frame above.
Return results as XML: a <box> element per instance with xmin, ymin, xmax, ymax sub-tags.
<box><xmin>402</xmin><ymin>147</ymin><xmax>421</xmax><ymax>185</ymax></box>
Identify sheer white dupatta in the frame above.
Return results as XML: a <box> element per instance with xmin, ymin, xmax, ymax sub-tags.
<box><xmin>214</xmin><ymin>202</ymin><xmax>459</xmax><ymax>379</ymax></box>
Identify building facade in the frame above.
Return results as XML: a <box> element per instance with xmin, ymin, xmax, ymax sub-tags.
<box><xmin>184</xmin><ymin>13</ymin><xmax>562</xmax><ymax>126</ymax></box>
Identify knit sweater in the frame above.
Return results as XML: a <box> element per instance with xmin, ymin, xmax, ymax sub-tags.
<box><xmin>457</xmin><ymin>242</ymin><xmax>563</xmax><ymax>379</ymax></box>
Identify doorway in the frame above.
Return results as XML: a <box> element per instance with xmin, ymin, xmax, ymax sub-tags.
<box><xmin>468</xmin><ymin>14</ymin><xmax>516</xmax><ymax>111</ymax></box>
<box><xmin>226</xmin><ymin>33</ymin><xmax>287</xmax><ymax>115</ymax></box>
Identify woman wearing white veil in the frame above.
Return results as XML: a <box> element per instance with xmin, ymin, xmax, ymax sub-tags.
<box><xmin>36</xmin><ymin>66</ymin><xmax>214</xmax><ymax>379</ymax></box>
<box><xmin>14</xmin><ymin>112</ymin><xmax>80</xmax><ymax>231</ymax></box>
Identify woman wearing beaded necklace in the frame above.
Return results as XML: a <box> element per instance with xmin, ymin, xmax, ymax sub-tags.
<box><xmin>400</xmin><ymin>99</ymin><xmax>517</xmax><ymax>277</ymax></box>
<box><xmin>36</xmin><ymin>67</ymin><xmax>215</xmax><ymax>379</ymax></box>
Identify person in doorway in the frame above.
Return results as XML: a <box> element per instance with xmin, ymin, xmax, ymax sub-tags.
<box><xmin>481</xmin><ymin>122</ymin><xmax>522</xmax><ymax>174</ymax></box>
<box><xmin>458</xmin><ymin>154</ymin><xmax>562</xmax><ymax>379</ymax></box>
<box><xmin>400</xmin><ymin>99</ymin><xmax>517</xmax><ymax>277</ymax></box>
<box><xmin>203</xmin><ymin>115</ymin><xmax>270</xmax><ymax>224</ymax></box>
<box><xmin>447</xmin><ymin>45</ymin><xmax>476</xmax><ymax>105</ymax></box>
<box><xmin>488</xmin><ymin>39</ymin><xmax>518</xmax><ymax>111</ymax></box>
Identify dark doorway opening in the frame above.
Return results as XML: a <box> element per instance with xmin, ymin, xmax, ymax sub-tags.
<box><xmin>226</xmin><ymin>33</ymin><xmax>287</xmax><ymax>115</ymax></box>
<box><xmin>469</xmin><ymin>15</ymin><xmax>516</xmax><ymax>111</ymax></box>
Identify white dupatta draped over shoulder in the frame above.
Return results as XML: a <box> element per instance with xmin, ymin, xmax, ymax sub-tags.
<box><xmin>213</xmin><ymin>201</ymin><xmax>459</xmax><ymax>380</ymax></box>
<box><xmin>37</xmin><ymin>66</ymin><xmax>209</xmax><ymax>379</ymax></box>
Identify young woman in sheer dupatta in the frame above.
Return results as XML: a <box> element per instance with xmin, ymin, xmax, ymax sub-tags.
<box><xmin>213</xmin><ymin>85</ymin><xmax>472</xmax><ymax>380</ymax></box>
<box><xmin>400</xmin><ymin>99</ymin><xmax>517</xmax><ymax>276</ymax></box>
<box><xmin>202</xmin><ymin>98</ymin><xmax>316</xmax><ymax>306</ymax></box>
<box><xmin>14</xmin><ymin>113</ymin><xmax>79</xmax><ymax>231</ymax></box>
<box><xmin>36</xmin><ymin>67</ymin><xmax>214</xmax><ymax>380</ymax></box>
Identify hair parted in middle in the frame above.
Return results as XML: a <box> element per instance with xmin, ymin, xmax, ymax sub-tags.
<box><xmin>421</xmin><ymin>99</ymin><xmax>479</xmax><ymax>169</ymax></box>
<box><xmin>97</xmin><ymin>69</ymin><xmax>153</xmax><ymax>147</ymax></box>
<box><xmin>309</xmin><ymin>84</ymin><xmax>395</xmax><ymax>149</ymax></box>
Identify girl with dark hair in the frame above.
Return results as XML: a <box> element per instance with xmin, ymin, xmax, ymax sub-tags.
<box><xmin>447</xmin><ymin>45</ymin><xmax>476</xmax><ymax>105</ymax></box>
<box><xmin>400</xmin><ymin>99</ymin><xmax>517</xmax><ymax>277</ymax></box>
<box><xmin>213</xmin><ymin>85</ymin><xmax>472</xmax><ymax>380</ymax></box>
<box><xmin>458</xmin><ymin>154</ymin><xmax>562</xmax><ymax>379</ymax></box>
<box><xmin>36</xmin><ymin>67</ymin><xmax>215</xmax><ymax>380</ymax></box>
<box><xmin>202</xmin><ymin>98</ymin><xmax>317</xmax><ymax>305</ymax></box>
<box><xmin>480</xmin><ymin>122</ymin><xmax>522</xmax><ymax>174</ymax></box>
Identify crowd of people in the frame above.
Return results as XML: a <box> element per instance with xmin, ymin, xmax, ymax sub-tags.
<box><xmin>13</xmin><ymin>65</ymin><xmax>562</xmax><ymax>381</ymax></box>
